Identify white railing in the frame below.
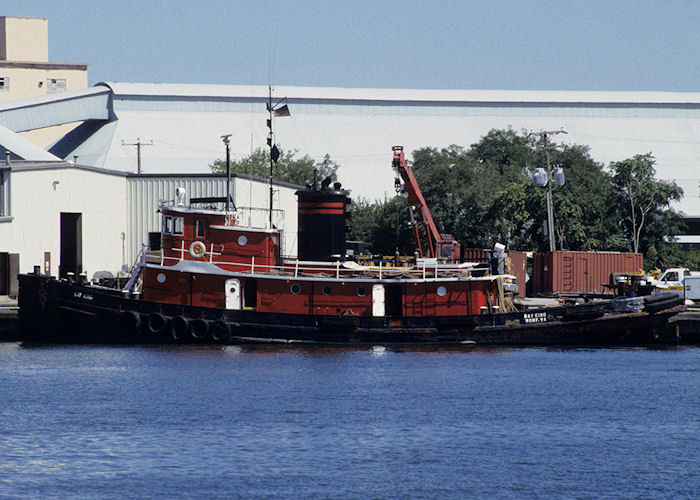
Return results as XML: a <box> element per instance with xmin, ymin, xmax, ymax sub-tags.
<box><xmin>152</xmin><ymin>251</ymin><xmax>480</xmax><ymax>282</ymax></box>
<box><xmin>235</xmin><ymin>206</ymin><xmax>285</xmax><ymax>232</ymax></box>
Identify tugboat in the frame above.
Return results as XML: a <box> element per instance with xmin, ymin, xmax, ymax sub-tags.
<box><xmin>18</xmin><ymin>146</ymin><xmax>685</xmax><ymax>346</ymax></box>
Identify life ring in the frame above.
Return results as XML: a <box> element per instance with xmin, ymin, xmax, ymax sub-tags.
<box><xmin>189</xmin><ymin>241</ymin><xmax>207</xmax><ymax>258</ymax></box>
<box><xmin>190</xmin><ymin>318</ymin><xmax>209</xmax><ymax>341</ymax></box>
<box><xmin>170</xmin><ymin>316</ymin><xmax>189</xmax><ymax>342</ymax></box>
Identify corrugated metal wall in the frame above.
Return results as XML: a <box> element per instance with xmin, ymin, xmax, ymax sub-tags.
<box><xmin>531</xmin><ymin>251</ymin><xmax>643</xmax><ymax>295</ymax></box>
<box><xmin>125</xmin><ymin>175</ymin><xmax>300</xmax><ymax>268</ymax></box>
<box><xmin>126</xmin><ymin>176</ymin><xmax>226</xmax><ymax>268</ymax></box>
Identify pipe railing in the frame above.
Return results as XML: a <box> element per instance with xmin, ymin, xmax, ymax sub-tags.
<box><xmin>149</xmin><ymin>251</ymin><xmax>478</xmax><ymax>282</ymax></box>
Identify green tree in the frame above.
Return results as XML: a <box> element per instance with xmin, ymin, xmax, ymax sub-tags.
<box><xmin>346</xmin><ymin>130</ymin><xmax>686</xmax><ymax>261</ymax></box>
<box><xmin>210</xmin><ymin>146</ymin><xmax>339</xmax><ymax>186</ymax></box>
<box><xmin>547</xmin><ymin>144</ymin><xmax>626</xmax><ymax>251</ymax></box>
<box><xmin>348</xmin><ymin>196</ymin><xmax>414</xmax><ymax>255</ymax></box>
<box><xmin>610</xmin><ymin>154</ymin><xmax>683</xmax><ymax>253</ymax></box>
<box><xmin>485</xmin><ymin>183</ymin><xmax>545</xmax><ymax>250</ymax></box>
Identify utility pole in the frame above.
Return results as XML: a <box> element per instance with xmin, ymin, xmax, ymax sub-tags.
<box><xmin>121</xmin><ymin>138</ymin><xmax>153</xmax><ymax>174</ymax></box>
<box><xmin>531</xmin><ymin>129</ymin><xmax>567</xmax><ymax>252</ymax></box>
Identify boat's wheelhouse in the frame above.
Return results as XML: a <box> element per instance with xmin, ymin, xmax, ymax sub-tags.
<box><xmin>159</xmin><ymin>205</ymin><xmax>281</xmax><ymax>273</ymax></box>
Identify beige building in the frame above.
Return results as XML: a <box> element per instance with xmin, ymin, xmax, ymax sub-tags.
<box><xmin>0</xmin><ymin>16</ymin><xmax>88</xmax><ymax>101</ymax></box>
<box><xmin>0</xmin><ymin>16</ymin><xmax>88</xmax><ymax>148</ymax></box>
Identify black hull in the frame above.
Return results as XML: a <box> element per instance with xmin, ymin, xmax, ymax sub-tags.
<box><xmin>18</xmin><ymin>274</ymin><xmax>688</xmax><ymax>346</ymax></box>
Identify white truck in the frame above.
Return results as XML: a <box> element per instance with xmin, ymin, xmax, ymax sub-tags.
<box><xmin>650</xmin><ymin>268</ymin><xmax>700</xmax><ymax>302</ymax></box>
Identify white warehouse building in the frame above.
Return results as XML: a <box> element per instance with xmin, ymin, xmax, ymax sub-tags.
<box><xmin>2</xmin><ymin>82</ymin><xmax>700</xmax><ymax>214</ymax></box>
<box><xmin>2</xmin><ymin>81</ymin><xmax>700</xmax><ymax>294</ymax></box>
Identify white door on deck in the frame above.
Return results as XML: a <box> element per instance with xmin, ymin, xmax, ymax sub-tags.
<box><xmin>372</xmin><ymin>284</ymin><xmax>385</xmax><ymax>317</ymax></box>
<box><xmin>225</xmin><ymin>279</ymin><xmax>241</xmax><ymax>310</ymax></box>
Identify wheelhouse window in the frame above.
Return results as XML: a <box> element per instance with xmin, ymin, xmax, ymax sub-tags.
<box><xmin>196</xmin><ymin>219</ymin><xmax>206</xmax><ymax>238</ymax></box>
<box><xmin>163</xmin><ymin>216</ymin><xmax>173</xmax><ymax>234</ymax></box>
<box><xmin>0</xmin><ymin>77</ymin><xmax>8</xmax><ymax>91</ymax></box>
<box><xmin>173</xmin><ymin>217</ymin><xmax>184</xmax><ymax>235</ymax></box>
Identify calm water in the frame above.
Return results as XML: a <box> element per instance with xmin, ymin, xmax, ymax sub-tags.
<box><xmin>0</xmin><ymin>343</ymin><xmax>697</xmax><ymax>499</ymax></box>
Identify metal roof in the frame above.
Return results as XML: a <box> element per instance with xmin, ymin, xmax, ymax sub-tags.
<box><xmin>0</xmin><ymin>159</ymin><xmax>302</xmax><ymax>190</ymax></box>
<box><xmin>0</xmin><ymin>87</ymin><xmax>111</xmax><ymax>132</ymax></box>
<box><xmin>3</xmin><ymin>82</ymin><xmax>700</xmax><ymax>215</ymax></box>
<box><xmin>0</xmin><ymin>124</ymin><xmax>60</xmax><ymax>161</ymax></box>
<box><xmin>100</xmin><ymin>82</ymin><xmax>700</xmax><ymax>105</ymax></box>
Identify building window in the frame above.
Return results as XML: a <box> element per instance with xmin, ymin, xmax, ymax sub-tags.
<box><xmin>173</xmin><ymin>217</ymin><xmax>184</xmax><ymax>235</ymax></box>
<box><xmin>0</xmin><ymin>77</ymin><xmax>8</xmax><ymax>91</ymax></box>
<box><xmin>47</xmin><ymin>78</ymin><xmax>66</xmax><ymax>93</ymax></box>
<box><xmin>0</xmin><ymin>170</ymin><xmax>6</xmax><ymax>216</ymax></box>
<box><xmin>0</xmin><ymin>169</ymin><xmax>11</xmax><ymax>220</ymax></box>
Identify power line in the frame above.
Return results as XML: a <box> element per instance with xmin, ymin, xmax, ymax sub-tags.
<box><xmin>121</xmin><ymin>138</ymin><xmax>153</xmax><ymax>174</ymax></box>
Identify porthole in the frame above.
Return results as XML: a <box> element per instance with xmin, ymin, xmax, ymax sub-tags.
<box><xmin>290</xmin><ymin>283</ymin><xmax>301</xmax><ymax>295</ymax></box>
<box><xmin>237</xmin><ymin>235</ymin><xmax>248</xmax><ymax>246</ymax></box>
<box><xmin>322</xmin><ymin>285</ymin><xmax>332</xmax><ymax>295</ymax></box>
<box><xmin>357</xmin><ymin>286</ymin><xmax>367</xmax><ymax>297</ymax></box>
<box><xmin>156</xmin><ymin>273</ymin><xmax>167</xmax><ymax>284</ymax></box>
<box><xmin>437</xmin><ymin>286</ymin><xmax>447</xmax><ymax>297</ymax></box>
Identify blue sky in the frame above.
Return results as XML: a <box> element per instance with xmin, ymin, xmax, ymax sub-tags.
<box><xmin>3</xmin><ymin>0</ymin><xmax>699</xmax><ymax>91</ymax></box>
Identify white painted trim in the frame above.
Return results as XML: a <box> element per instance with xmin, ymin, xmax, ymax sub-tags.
<box><xmin>145</xmin><ymin>261</ymin><xmax>502</xmax><ymax>284</ymax></box>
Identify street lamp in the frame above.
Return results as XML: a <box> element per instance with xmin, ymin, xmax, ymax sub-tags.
<box><xmin>221</xmin><ymin>134</ymin><xmax>232</xmax><ymax>213</ymax></box>
<box><xmin>530</xmin><ymin>129</ymin><xmax>567</xmax><ymax>252</ymax></box>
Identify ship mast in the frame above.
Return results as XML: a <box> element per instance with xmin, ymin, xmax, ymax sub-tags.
<box><xmin>266</xmin><ymin>86</ymin><xmax>290</xmax><ymax>228</ymax></box>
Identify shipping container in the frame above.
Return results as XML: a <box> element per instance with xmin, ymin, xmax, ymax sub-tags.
<box><xmin>461</xmin><ymin>248</ymin><xmax>490</xmax><ymax>262</ymax></box>
<box><xmin>508</xmin><ymin>250</ymin><xmax>528</xmax><ymax>297</ymax></box>
<box><xmin>531</xmin><ymin>251</ymin><xmax>643</xmax><ymax>296</ymax></box>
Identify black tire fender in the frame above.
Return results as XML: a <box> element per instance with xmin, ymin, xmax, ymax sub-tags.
<box><xmin>147</xmin><ymin>312</ymin><xmax>169</xmax><ymax>335</ymax></box>
<box><xmin>190</xmin><ymin>318</ymin><xmax>209</xmax><ymax>340</ymax></box>
<box><xmin>210</xmin><ymin>320</ymin><xmax>231</xmax><ymax>342</ymax></box>
<box><xmin>119</xmin><ymin>310</ymin><xmax>142</xmax><ymax>336</ymax></box>
<box><xmin>170</xmin><ymin>316</ymin><xmax>189</xmax><ymax>341</ymax></box>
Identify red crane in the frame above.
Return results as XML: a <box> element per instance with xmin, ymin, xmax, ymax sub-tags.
<box><xmin>392</xmin><ymin>146</ymin><xmax>461</xmax><ymax>263</ymax></box>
